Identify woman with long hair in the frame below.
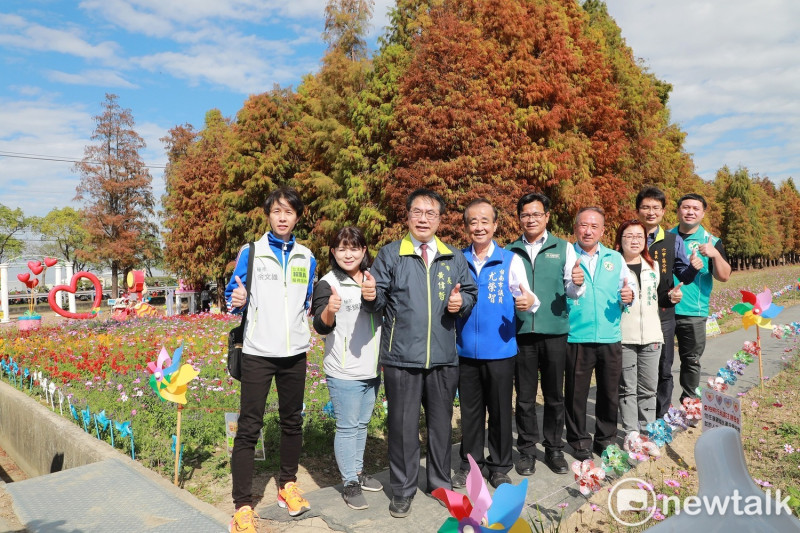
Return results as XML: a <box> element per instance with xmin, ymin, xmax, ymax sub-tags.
<box><xmin>311</xmin><ymin>226</ymin><xmax>383</xmax><ymax>510</ymax></box>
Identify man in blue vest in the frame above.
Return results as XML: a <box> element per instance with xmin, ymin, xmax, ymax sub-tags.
<box><xmin>670</xmin><ymin>194</ymin><xmax>731</xmax><ymax>401</ymax></box>
<box><xmin>565</xmin><ymin>207</ymin><xmax>636</xmax><ymax>460</ymax></box>
<box><xmin>636</xmin><ymin>186</ymin><xmax>701</xmax><ymax>417</ymax></box>
<box><xmin>507</xmin><ymin>192</ymin><xmax>584</xmax><ymax>474</ymax></box>
<box><xmin>454</xmin><ymin>198</ymin><xmax>540</xmax><ymax>489</ymax></box>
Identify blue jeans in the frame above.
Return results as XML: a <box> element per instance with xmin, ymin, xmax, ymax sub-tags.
<box><xmin>326</xmin><ymin>376</ymin><xmax>380</xmax><ymax>484</ymax></box>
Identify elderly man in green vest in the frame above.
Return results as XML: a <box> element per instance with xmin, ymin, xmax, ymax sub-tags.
<box><xmin>670</xmin><ymin>193</ymin><xmax>731</xmax><ymax>401</ymax></box>
<box><xmin>565</xmin><ymin>207</ymin><xmax>636</xmax><ymax>460</ymax></box>
<box><xmin>506</xmin><ymin>192</ymin><xmax>584</xmax><ymax>474</ymax></box>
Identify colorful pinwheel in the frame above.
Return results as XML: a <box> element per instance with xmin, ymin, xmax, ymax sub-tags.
<box><xmin>146</xmin><ymin>344</ymin><xmax>199</xmax><ymax>405</ymax></box>
<box><xmin>707</xmin><ymin>376</ymin><xmax>728</xmax><ymax>392</ymax></box>
<box><xmin>645</xmin><ymin>419</ymin><xmax>673</xmax><ymax>448</ymax></box>
<box><xmin>81</xmin><ymin>406</ymin><xmax>92</xmax><ymax>432</ymax></box>
<box><xmin>572</xmin><ymin>459</ymin><xmax>605</xmax><ymax>496</ymax></box>
<box><xmin>732</xmin><ymin>288</ymin><xmax>784</xmax><ymax>330</ymax></box>
<box><xmin>601</xmin><ymin>445</ymin><xmax>631</xmax><ymax>476</ymax></box>
<box><xmin>681</xmin><ymin>397</ymin><xmax>702</xmax><ymax>425</ymax></box>
<box><xmin>624</xmin><ymin>432</ymin><xmax>661</xmax><ymax>463</ymax></box>
<box><xmin>94</xmin><ymin>410</ymin><xmax>114</xmax><ymax>446</ymax></box>
<box><xmin>664</xmin><ymin>406</ymin><xmax>690</xmax><ymax>431</ymax></box>
<box><xmin>432</xmin><ymin>454</ymin><xmax>531</xmax><ymax>532</ymax></box>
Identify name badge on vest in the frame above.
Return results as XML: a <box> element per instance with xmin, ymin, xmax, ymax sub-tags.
<box><xmin>291</xmin><ymin>266</ymin><xmax>308</xmax><ymax>284</ymax></box>
<box><xmin>603</xmin><ymin>260</ymin><xmax>615</xmax><ymax>271</ymax></box>
<box><xmin>545</xmin><ymin>252</ymin><xmax>561</xmax><ymax>259</ymax></box>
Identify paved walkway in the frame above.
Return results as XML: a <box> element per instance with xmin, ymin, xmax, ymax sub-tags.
<box><xmin>259</xmin><ymin>304</ymin><xmax>800</xmax><ymax>533</ymax></box>
<box><xmin>4</xmin><ymin>305</ymin><xmax>799</xmax><ymax>533</ymax></box>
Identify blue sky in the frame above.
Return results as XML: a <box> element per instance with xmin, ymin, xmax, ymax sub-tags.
<box><xmin>1</xmin><ymin>0</ymin><xmax>799</xmax><ymax>219</ymax></box>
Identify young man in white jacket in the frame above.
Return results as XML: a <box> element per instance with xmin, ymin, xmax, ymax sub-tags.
<box><xmin>225</xmin><ymin>187</ymin><xmax>317</xmax><ymax>532</ymax></box>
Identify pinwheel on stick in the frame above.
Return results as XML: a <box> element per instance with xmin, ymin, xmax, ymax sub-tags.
<box><xmin>732</xmin><ymin>288</ymin><xmax>784</xmax><ymax>390</ymax></box>
<box><xmin>146</xmin><ymin>344</ymin><xmax>199</xmax><ymax>485</ymax></box>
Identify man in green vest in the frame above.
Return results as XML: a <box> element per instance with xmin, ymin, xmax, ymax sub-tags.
<box><xmin>670</xmin><ymin>193</ymin><xmax>731</xmax><ymax>401</ymax></box>
<box><xmin>507</xmin><ymin>192</ymin><xmax>584</xmax><ymax>474</ymax></box>
<box><xmin>565</xmin><ymin>207</ymin><xmax>636</xmax><ymax>460</ymax></box>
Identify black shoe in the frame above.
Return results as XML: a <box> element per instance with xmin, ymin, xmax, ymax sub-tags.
<box><xmin>343</xmin><ymin>481</ymin><xmax>368</xmax><ymax>510</ymax></box>
<box><xmin>515</xmin><ymin>453</ymin><xmax>536</xmax><ymax>476</ymax></box>
<box><xmin>357</xmin><ymin>471</ymin><xmax>383</xmax><ymax>492</ymax></box>
<box><xmin>451</xmin><ymin>468</ymin><xmax>468</xmax><ymax>489</ymax></box>
<box><xmin>489</xmin><ymin>472</ymin><xmax>512</xmax><ymax>488</ymax></box>
<box><xmin>389</xmin><ymin>496</ymin><xmax>413</xmax><ymax>518</ymax></box>
<box><xmin>593</xmin><ymin>442</ymin><xmax>608</xmax><ymax>457</ymax></box>
<box><xmin>572</xmin><ymin>448</ymin><xmax>592</xmax><ymax>461</ymax></box>
<box><xmin>544</xmin><ymin>450</ymin><xmax>569</xmax><ymax>474</ymax></box>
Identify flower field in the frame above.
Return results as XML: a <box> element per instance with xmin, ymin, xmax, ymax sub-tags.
<box><xmin>0</xmin><ymin>314</ymin><xmax>377</xmax><ymax>480</ymax></box>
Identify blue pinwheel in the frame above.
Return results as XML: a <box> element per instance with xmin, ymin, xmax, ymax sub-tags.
<box><xmin>322</xmin><ymin>401</ymin><xmax>336</xmax><ymax>419</ymax></box>
<box><xmin>94</xmin><ymin>410</ymin><xmax>114</xmax><ymax>446</ymax></box>
<box><xmin>81</xmin><ymin>407</ymin><xmax>91</xmax><ymax>433</ymax></box>
<box><xmin>115</xmin><ymin>421</ymin><xmax>135</xmax><ymax>459</ymax></box>
<box><xmin>646</xmin><ymin>419</ymin><xmax>674</xmax><ymax>448</ymax></box>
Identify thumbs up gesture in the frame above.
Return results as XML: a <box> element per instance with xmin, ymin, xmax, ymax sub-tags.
<box><xmin>620</xmin><ymin>278</ymin><xmax>634</xmax><ymax>304</ymax></box>
<box><xmin>231</xmin><ymin>276</ymin><xmax>247</xmax><ymax>308</ymax></box>
<box><xmin>697</xmin><ymin>236</ymin><xmax>717</xmax><ymax>259</ymax></box>
<box><xmin>361</xmin><ymin>271</ymin><xmax>376</xmax><ymax>301</ymax></box>
<box><xmin>571</xmin><ymin>259</ymin><xmax>584</xmax><ymax>286</ymax></box>
<box><xmin>669</xmin><ymin>282</ymin><xmax>683</xmax><ymax>304</ymax></box>
<box><xmin>689</xmin><ymin>249</ymin><xmax>704</xmax><ymax>270</ymax></box>
<box><xmin>326</xmin><ymin>286</ymin><xmax>342</xmax><ymax>315</ymax></box>
<box><xmin>515</xmin><ymin>285</ymin><xmax>536</xmax><ymax>311</ymax></box>
<box><xmin>448</xmin><ymin>283</ymin><xmax>462</xmax><ymax>313</ymax></box>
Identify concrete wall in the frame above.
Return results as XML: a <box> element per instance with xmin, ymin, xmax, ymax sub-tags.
<box><xmin>0</xmin><ymin>380</ymin><xmax>231</xmax><ymax>524</ymax></box>
<box><xmin>0</xmin><ymin>380</ymin><xmax>118</xmax><ymax>476</ymax></box>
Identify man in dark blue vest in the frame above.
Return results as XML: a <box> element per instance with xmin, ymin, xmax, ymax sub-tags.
<box><xmin>454</xmin><ymin>198</ymin><xmax>540</xmax><ymax>489</ymax></box>
<box><xmin>636</xmin><ymin>186</ymin><xmax>701</xmax><ymax>417</ymax></box>
<box><xmin>507</xmin><ymin>193</ymin><xmax>584</xmax><ymax>474</ymax></box>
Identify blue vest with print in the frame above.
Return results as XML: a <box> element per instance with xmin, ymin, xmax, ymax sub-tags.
<box><xmin>567</xmin><ymin>244</ymin><xmax>624</xmax><ymax>344</ymax></box>
<box><xmin>456</xmin><ymin>243</ymin><xmax>517</xmax><ymax>359</ymax></box>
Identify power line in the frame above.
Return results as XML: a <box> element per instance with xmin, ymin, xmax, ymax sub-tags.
<box><xmin>0</xmin><ymin>150</ymin><xmax>166</xmax><ymax>169</ymax></box>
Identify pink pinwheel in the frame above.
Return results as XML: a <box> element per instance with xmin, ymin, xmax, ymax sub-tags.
<box><xmin>572</xmin><ymin>459</ymin><xmax>605</xmax><ymax>496</ymax></box>
<box><xmin>624</xmin><ymin>431</ymin><xmax>661</xmax><ymax>462</ymax></box>
<box><xmin>146</xmin><ymin>346</ymin><xmax>172</xmax><ymax>382</ymax></box>
<box><xmin>432</xmin><ymin>454</ymin><xmax>530</xmax><ymax>532</ymax></box>
<box><xmin>732</xmin><ymin>288</ymin><xmax>784</xmax><ymax>330</ymax></box>
<box><xmin>682</xmin><ymin>397</ymin><xmax>702</xmax><ymax>423</ymax></box>
<box><xmin>707</xmin><ymin>376</ymin><xmax>728</xmax><ymax>392</ymax></box>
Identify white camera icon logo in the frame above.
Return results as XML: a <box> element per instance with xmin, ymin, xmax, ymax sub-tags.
<box><xmin>608</xmin><ymin>477</ymin><xmax>656</xmax><ymax>526</ymax></box>
<box><xmin>617</xmin><ymin>488</ymin><xmax>649</xmax><ymax>512</ymax></box>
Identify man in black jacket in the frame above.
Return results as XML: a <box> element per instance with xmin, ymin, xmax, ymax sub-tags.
<box><xmin>362</xmin><ymin>188</ymin><xmax>477</xmax><ymax>518</ymax></box>
<box><xmin>636</xmin><ymin>186</ymin><xmax>701</xmax><ymax>417</ymax></box>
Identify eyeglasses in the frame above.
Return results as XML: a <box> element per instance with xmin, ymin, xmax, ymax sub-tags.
<box><xmin>638</xmin><ymin>206</ymin><xmax>662</xmax><ymax>213</ymax></box>
<box><xmin>520</xmin><ymin>212</ymin><xmax>546</xmax><ymax>221</ymax></box>
<box><xmin>409</xmin><ymin>209</ymin><xmax>440</xmax><ymax>220</ymax></box>
<box><xmin>621</xmin><ymin>235</ymin><xmax>645</xmax><ymax>242</ymax></box>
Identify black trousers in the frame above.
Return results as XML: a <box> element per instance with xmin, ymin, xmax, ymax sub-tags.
<box><xmin>655</xmin><ymin>314</ymin><xmax>676</xmax><ymax>418</ymax></box>
<box><xmin>565</xmin><ymin>342</ymin><xmax>622</xmax><ymax>450</ymax></box>
<box><xmin>384</xmin><ymin>364</ymin><xmax>459</xmax><ymax>498</ymax></box>
<box><xmin>458</xmin><ymin>356</ymin><xmax>514</xmax><ymax>474</ymax></box>
<box><xmin>675</xmin><ymin>315</ymin><xmax>707</xmax><ymax>401</ymax></box>
<box><xmin>231</xmin><ymin>352</ymin><xmax>306</xmax><ymax>508</ymax></box>
<box><xmin>514</xmin><ymin>333</ymin><xmax>567</xmax><ymax>453</ymax></box>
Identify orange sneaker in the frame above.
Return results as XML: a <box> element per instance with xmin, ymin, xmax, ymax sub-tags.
<box><xmin>229</xmin><ymin>505</ymin><xmax>258</xmax><ymax>533</ymax></box>
<box><xmin>277</xmin><ymin>481</ymin><xmax>310</xmax><ymax>516</ymax></box>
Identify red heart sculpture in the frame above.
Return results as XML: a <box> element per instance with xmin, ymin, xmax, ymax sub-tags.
<box><xmin>25</xmin><ymin>280</ymin><xmax>34</xmax><ymax>289</ymax></box>
<box><xmin>48</xmin><ymin>272</ymin><xmax>103</xmax><ymax>320</ymax></box>
<box><xmin>17</xmin><ymin>273</ymin><xmax>30</xmax><ymax>283</ymax></box>
<box><xmin>44</xmin><ymin>257</ymin><xmax>58</xmax><ymax>267</ymax></box>
<box><xmin>31</xmin><ymin>279</ymin><xmax>39</xmax><ymax>288</ymax></box>
<box><xmin>28</xmin><ymin>260</ymin><xmax>43</xmax><ymax>275</ymax></box>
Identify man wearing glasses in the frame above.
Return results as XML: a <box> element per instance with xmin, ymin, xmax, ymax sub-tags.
<box><xmin>362</xmin><ymin>188</ymin><xmax>477</xmax><ymax>518</ymax></box>
<box><xmin>506</xmin><ymin>193</ymin><xmax>584</xmax><ymax>473</ymax></box>
<box><xmin>636</xmin><ymin>186</ymin><xmax>701</xmax><ymax>417</ymax></box>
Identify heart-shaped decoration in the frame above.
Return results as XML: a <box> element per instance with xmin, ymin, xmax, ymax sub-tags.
<box><xmin>48</xmin><ymin>272</ymin><xmax>103</xmax><ymax>320</ymax></box>
<box><xmin>31</xmin><ymin>279</ymin><xmax>39</xmax><ymax>288</ymax></box>
<box><xmin>44</xmin><ymin>257</ymin><xmax>58</xmax><ymax>267</ymax></box>
<box><xmin>28</xmin><ymin>260</ymin><xmax>43</xmax><ymax>275</ymax></box>
<box><xmin>715</xmin><ymin>394</ymin><xmax>723</xmax><ymax>406</ymax></box>
<box><xmin>723</xmin><ymin>397</ymin><xmax>733</xmax><ymax>409</ymax></box>
<box><xmin>17</xmin><ymin>273</ymin><xmax>30</xmax><ymax>283</ymax></box>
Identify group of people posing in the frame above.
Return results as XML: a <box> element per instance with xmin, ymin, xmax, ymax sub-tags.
<box><xmin>223</xmin><ymin>184</ymin><xmax>730</xmax><ymax>532</ymax></box>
